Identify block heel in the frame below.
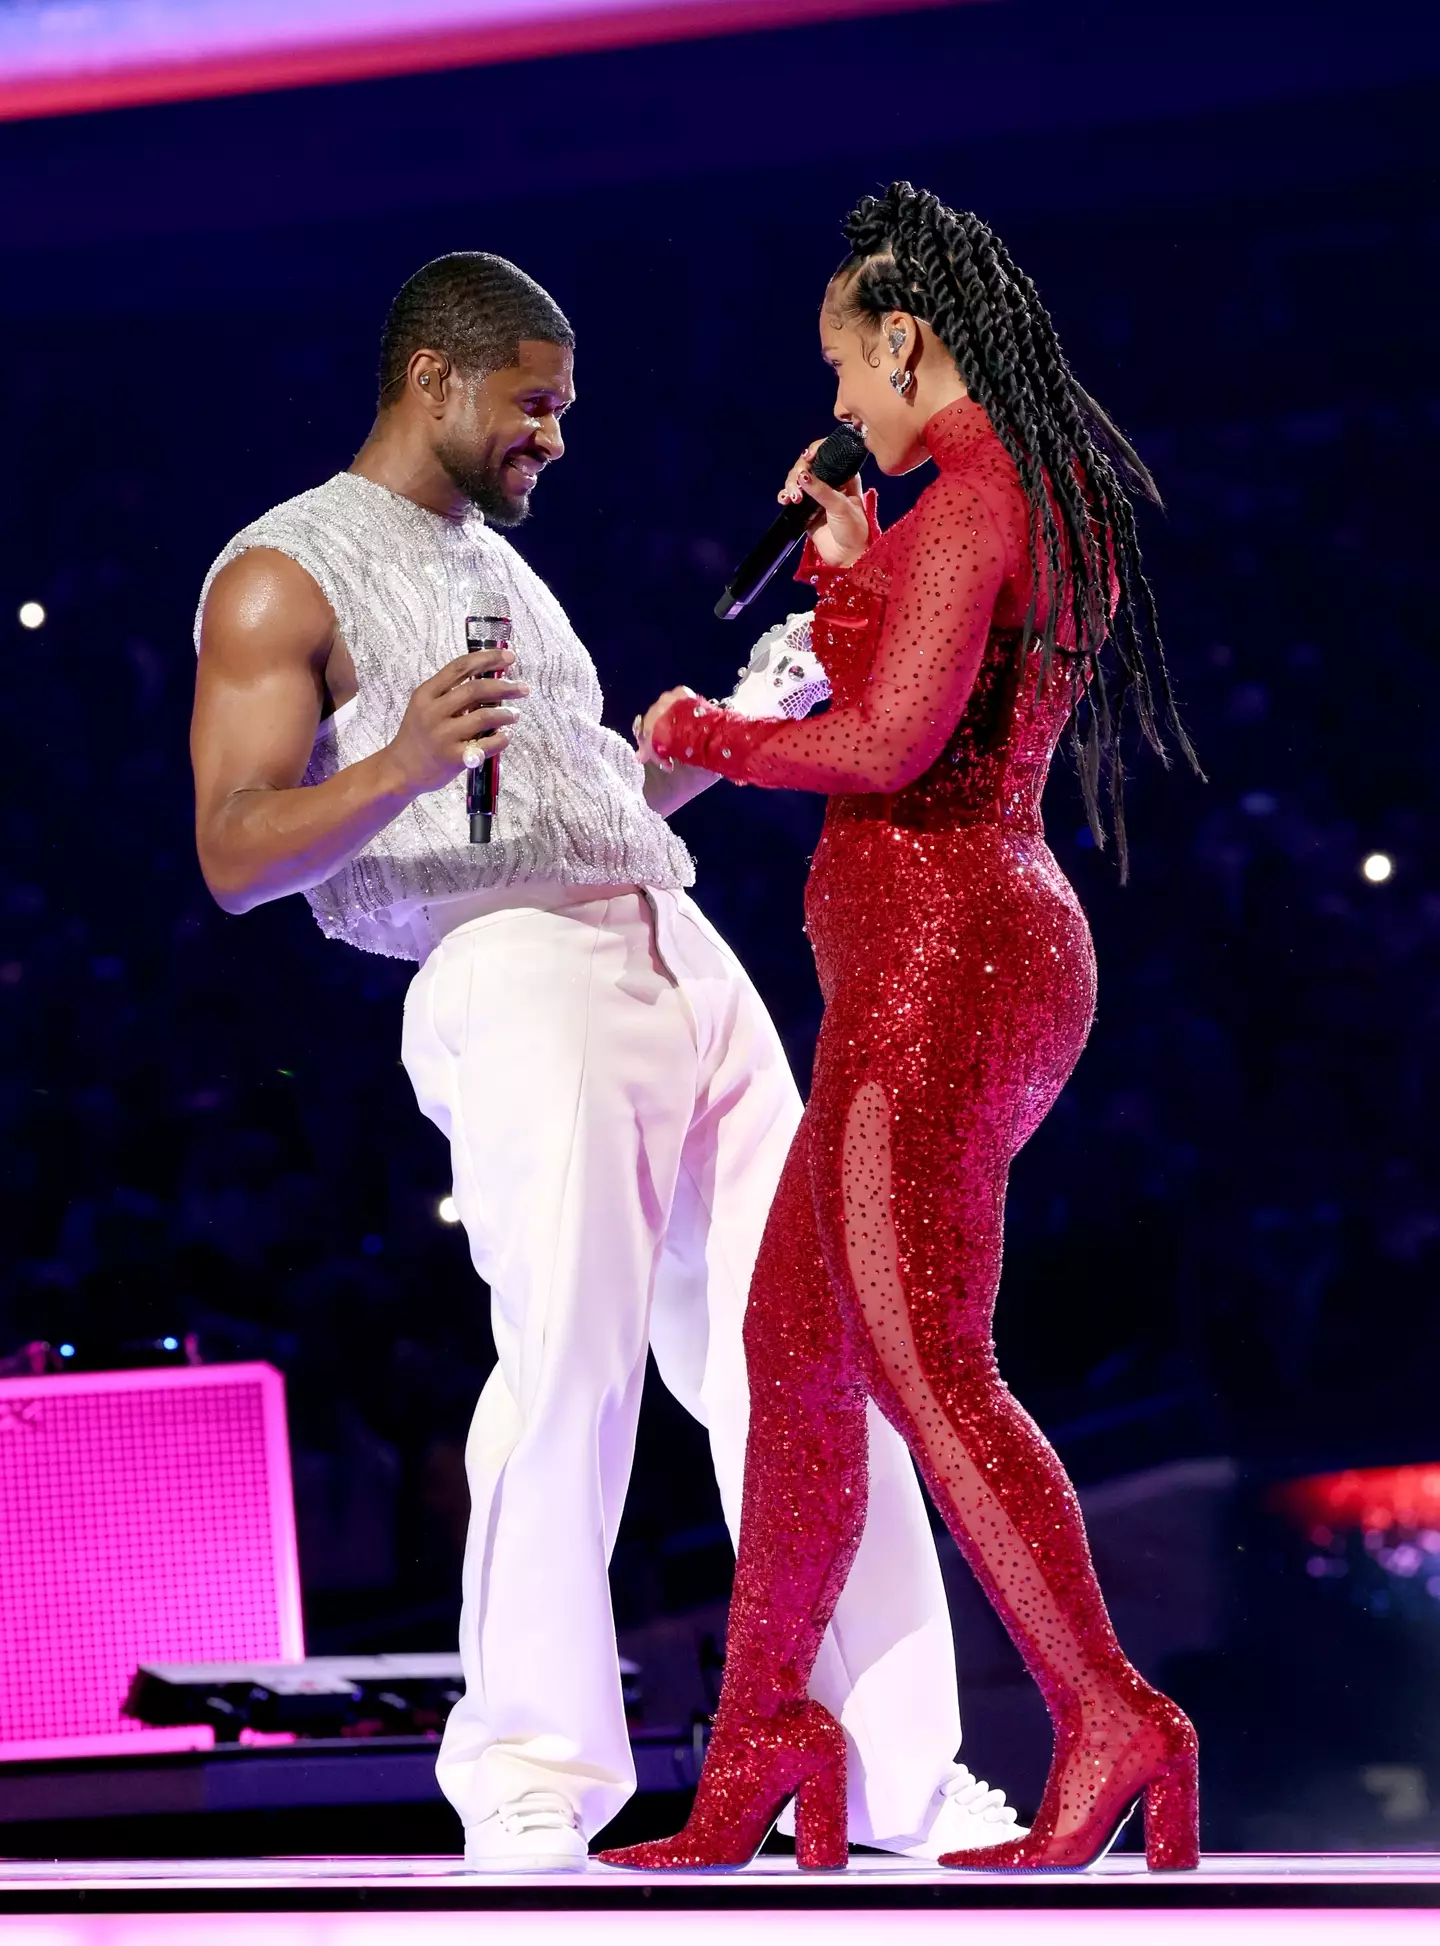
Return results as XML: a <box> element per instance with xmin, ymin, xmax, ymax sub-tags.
<box><xmin>794</xmin><ymin>1752</ymin><xmax>849</xmax><ymax>1870</ymax></box>
<box><xmin>598</xmin><ymin>1699</ymin><xmax>849</xmax><ymax>1871</ymax></box>
<box><xmin>1144</xmin><ymin>1751</ymin><xmax>1200</xmax><ymax>1871</ymax></box>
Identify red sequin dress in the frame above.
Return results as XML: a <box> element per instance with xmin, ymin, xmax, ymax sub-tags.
<box><xmin>600</xmin><ymin>398</ymin><xmax>1197</xmax><ymax>1873</ymax></box>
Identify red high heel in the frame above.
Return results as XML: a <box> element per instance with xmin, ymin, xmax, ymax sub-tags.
<box><xmin>940</xmin><ymin>1692</ymin><xmax>1199</xmax><ymax>1872</ymax></box>
<box><xmin>597</xmin><ymin>1699</ymin><xmax>848</xmax><ymax>1871</ymax></box>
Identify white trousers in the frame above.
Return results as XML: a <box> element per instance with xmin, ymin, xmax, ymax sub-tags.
<box><xmin>401</xmin><ymin>885</ymin><xmax>961</xmax><ymax>1841</ymax></box>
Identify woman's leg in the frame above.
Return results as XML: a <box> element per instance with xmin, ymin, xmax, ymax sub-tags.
<box><xmin>598</xmin><ymin>1118</ymin><xmax>866</xmax><ymax>1866</ymax></box>
<box><xmin>710</xmin><ymin>1115</ymin><xmax>871</xmax><ymax>1719</ymax></box>
<box><xmin>804</xmin><ymin>972</ymin><xmax>1195</xmax><ymax>1864</ymax></box>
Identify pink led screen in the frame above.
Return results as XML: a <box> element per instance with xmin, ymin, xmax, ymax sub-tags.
<box><xmin>0</xmin><ymin>0</ymin><xmax>969</xmax><ymax>122</ymax></box>
<box><xmin>0</xmin><ymin>1362</ymin><xmax>303</xmax><ymax>1761</ymax></box>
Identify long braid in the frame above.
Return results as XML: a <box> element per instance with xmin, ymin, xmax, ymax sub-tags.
<box><xmin>834</xmin><ymin>183</ymin><xmax>1200</xmax><ymax>875</ymax></box>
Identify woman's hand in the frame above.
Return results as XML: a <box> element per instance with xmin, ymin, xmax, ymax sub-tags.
<box><xmin>780</xmin><ymin>437</ymin><xmax>871</xmax><ymax>568</ymax></box>
<box><xmin>633</xmin><ymin>686</ymin><xmax>697</xmax><ymax>769</ymax></box>
<box><xmin>633</xmin><ymin>687</ymin><xmax>720</xmax><ymax>815</ymax></box>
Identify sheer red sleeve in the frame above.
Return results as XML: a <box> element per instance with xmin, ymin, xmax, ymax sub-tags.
<box><xmin>651</xmin><ymin>480</ymin><xmax>1015</xmax><ymax>794</ymax></box>
<box><xmin>794</xmin><ymin>486</ymin><xmax>883</xmax><ymax>601</ymax></box>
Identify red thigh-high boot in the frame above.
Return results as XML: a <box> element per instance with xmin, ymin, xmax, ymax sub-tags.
<box><xmin>598</xmin><ymin>1125</ymin><xmax>858</xmax><ymax>1870</ymax></box>
<box><xmin>825</xmin><ymin>1072</ymin><xmax>1198</xmax><ymax>1873</ymax></box>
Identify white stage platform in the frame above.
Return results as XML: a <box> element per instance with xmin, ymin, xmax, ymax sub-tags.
<box><xmin>0</xmin><ymin>1853</ymin><xmax>1436</xmax><ymax>1940</ymax></box>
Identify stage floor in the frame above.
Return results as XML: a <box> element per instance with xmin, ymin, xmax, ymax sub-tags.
<box><xmin>0</xmin><ymin>1853</ymin><xmax>1437</xmax><ymax>1940</ymax></box>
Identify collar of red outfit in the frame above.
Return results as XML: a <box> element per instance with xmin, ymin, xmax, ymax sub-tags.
<box><xmin>921</xmin><ymin>394</ymin><xmax>996</xmax><ymax>471</ymax></box>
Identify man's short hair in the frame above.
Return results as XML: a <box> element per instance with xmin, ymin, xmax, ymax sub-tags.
<box><xmin>378</xmin><ymin>252</ymin><xmax>574</xmax><ymax>404</ymax></box>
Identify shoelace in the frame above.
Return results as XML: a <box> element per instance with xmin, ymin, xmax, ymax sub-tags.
<box><xmin>496</xmin><ymin>1790</ymin><xmax>578</xmax><ymax>1837</ymax></box>
<box><xmin>941</xmin><ymin>1763</ymin><xmax>1018</xmax><ymax>1825</ymax></box>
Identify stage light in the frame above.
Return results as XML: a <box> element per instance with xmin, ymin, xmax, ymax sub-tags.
<box><xmin>58</xmin><ymin>1343</ymin><xmax>75</xmax><ymax>1358</ymax></box>
<box><xmin>18</xmin><ymin>601</ymin><xmax>45</xmax><ymax>630</ymax></box>
<box><xmin>161</xmin><ymin>1336</ymin><xmax>179</xmax><ymax>1352</ymax></box>
<box><xmin>437</xmin><ymin>1195</ymin><xmax>461</xmax><ymax>1225</ymax></box>
<box><xmin>1362</xmin><ymin>853</ymin><xmax>1394</xmax><ymax>884</ymax></box>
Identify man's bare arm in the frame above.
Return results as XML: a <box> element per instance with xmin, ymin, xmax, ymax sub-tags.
<box><xmin>191</xmin><ymin>549</ymin><xmax>526</xmax><ymax>914</ymax></box>
<box><xmin>631</xmin><ymin>690</ymin><xmax>719</xmax><ymax>818</ymax></box>
<box><xmin>642</xmin><ymin>760</ymin><xmax>719</xmax><ymax>817</ymax></box>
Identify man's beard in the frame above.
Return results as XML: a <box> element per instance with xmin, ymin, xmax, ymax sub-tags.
<box><xmin>437</xmin><ymin>441</ymin><xmax>531</xmax><ymax>528</ymax></box>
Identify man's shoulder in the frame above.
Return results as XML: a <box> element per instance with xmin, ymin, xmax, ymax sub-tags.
<box><xmin>232</xmin><ymin>474</ymin><xmax>355</xmax><ymax>548</ymax></box>
<box><xmin>197</xmin><ymin>476</ymin><xmax>353</xmax><ymax>649</ymax></box>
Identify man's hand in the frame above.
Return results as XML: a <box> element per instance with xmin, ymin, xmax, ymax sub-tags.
<box><xmin>385</xmin><ymin>648</ymin><xmax>529</xmax><ymax>795</ymax></box>
<box><xmin>779</xmin><ymin>437</ymin><xmax>871</xmax><ymax>568</ymax></box>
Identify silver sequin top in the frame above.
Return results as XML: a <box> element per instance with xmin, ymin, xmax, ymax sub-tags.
<box><xmin>195</xmin><ymin>472</ymin><xmax>694</xmax><ymax>960</ymax></box>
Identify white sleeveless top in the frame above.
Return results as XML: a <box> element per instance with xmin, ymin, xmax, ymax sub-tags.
<box><xmin>196</xmin><ymin>472</ymin><xmax>694</xmax><ymax>960</ymax></box>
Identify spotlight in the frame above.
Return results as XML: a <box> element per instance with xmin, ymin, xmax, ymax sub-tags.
<box><xmin>58</xmin><ymin>1343</ymin><xmax>75</xmax><ymax>1359</ymax></box>
<box><xmin>1362</xmin><ymin>853</ymin><xmax>1394</xmax><ymax>885</ymax></box>
<box><xmin>161</xmin><ymin>1336</ymin><xmax>179</xmax><ymax>1352</ymax></box>
<box><xmin>18</xmin><ymin>601</ymin><xmax>45</xmax><ymax>630</ymax></box>
<box><xmin>437</xmin><ymin>1195</ymin><xmax>461</xmax><ymax>1225</ymax></box>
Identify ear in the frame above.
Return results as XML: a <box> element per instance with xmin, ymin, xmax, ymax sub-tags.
<box><xmin>883</xmin><ymin>310</ymin><xmax>921</xmax><ymax>379</ymax></box>
<box><xmin>407</xmin><ymin>348</ymin><xmax>451</xmax><ymax>413</ymax></box>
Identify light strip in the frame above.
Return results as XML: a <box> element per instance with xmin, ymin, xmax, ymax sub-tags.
<box><xmin>0</xmin><ymin>0</ymin><xmax>969</xmax><ymax>122</ymax></box>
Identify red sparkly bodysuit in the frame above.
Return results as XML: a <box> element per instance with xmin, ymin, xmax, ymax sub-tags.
<box><xmin>601</xmin><ymin>398</ymin><xmax>1197</xmax><ymax>1873</ymax></box>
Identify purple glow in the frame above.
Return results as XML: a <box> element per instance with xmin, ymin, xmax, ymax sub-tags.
<box><xmin>0</xmin><ymin>1899</ymin><xmax>1431</xmax><ymax>1941</ymax></box>
<box><xmin>0</xmin><ymin>1362</ymin><xmax>302</xmax><ymax>1761</ymax></box>
<box><xmin>0</xmin><ymin>0</ymin><xmax>967</xmax><ymax>122</ymax></box>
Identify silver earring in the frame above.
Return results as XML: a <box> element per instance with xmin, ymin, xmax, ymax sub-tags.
<box><xmin>889</xmin><ymin>367</ymin><xmax>915</xmax><ymax>396</ymax></box>
<box><xmin>888</xmin><ymin>329</ymin><xmax>905</xmax><ymax>354</ymax></box>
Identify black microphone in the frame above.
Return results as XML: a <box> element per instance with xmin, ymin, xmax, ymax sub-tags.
<box><xmin>463</xmin><ymin>590</ymin><xmax>512</xmax><ymax>844</ymax></box>
<box><xmin>714</xmin><ymin>423</ymin><xmax>868</xmax><ymax>621</ymax></box>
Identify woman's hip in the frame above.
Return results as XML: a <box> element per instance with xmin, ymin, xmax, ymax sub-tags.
<box><xmin>806</xmin><ymin>828</ymin><xmax>1094</xmax><ymax>1012</ymax></box>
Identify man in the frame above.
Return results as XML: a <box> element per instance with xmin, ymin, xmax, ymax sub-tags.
<box><xmin>191</xmin><ymin>252</ymin><xmax>1018</xmax><ymax>1870</ymax></box>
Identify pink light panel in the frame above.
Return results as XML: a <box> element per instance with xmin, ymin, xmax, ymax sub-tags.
<box><xmin>0</xmin><ymin>1362</ymin><xmax>302</xmax><ymax>1761</ymax></box>
<box><xmin>0</xmin><ymin>0</ymin><xmax>971</xmax><ymax>123</ymax></box>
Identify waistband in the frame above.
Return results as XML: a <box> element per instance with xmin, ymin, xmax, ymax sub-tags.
<box><xmin>409</xmin><ymin>880</ymin><xmax>646</xmax><ymax>959</ymax></box>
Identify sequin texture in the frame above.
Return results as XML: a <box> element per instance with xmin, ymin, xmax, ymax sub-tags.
<box><xmin>196</xmin><ymin>472</ymin><xmax>693</xmax><ymax>960</ymax></box>
<box><xmin>602</xmin><ymin>399</ymin><xmax>1198</xmax><ymax>1873</ymax></box>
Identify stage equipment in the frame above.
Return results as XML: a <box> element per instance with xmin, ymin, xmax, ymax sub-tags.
<box><xmin>126</xmin><ymin>1653</ymin><xmax>641</xmax><ymax>1741</ymax></box>
<box><xmin>0</xmin><ymin>1362</ymin><xmax>302</xmax><ymax>1762</ymax></box>
<box><xmin>713</xmin><ymin>423</ymin><xmax>867</xmax><ymax>620</ymax></box>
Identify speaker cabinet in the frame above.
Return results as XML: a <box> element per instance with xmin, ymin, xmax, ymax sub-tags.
<box><xmin>0</xmin><ymin>1362</ymin><xmax>302</xmax><ymax>1760</ymax></box>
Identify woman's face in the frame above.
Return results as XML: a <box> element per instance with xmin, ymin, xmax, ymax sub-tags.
<box><xmin>819</xmin><ymin>292</ymin><xmax>932</xmax><ymax>477</ymax></box>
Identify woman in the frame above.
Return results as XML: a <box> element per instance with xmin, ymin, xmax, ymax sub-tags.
<box><xmin>600</xmin><ymin>184</ymin><xmax>1200</xmax><ymax>1874</ymax></box>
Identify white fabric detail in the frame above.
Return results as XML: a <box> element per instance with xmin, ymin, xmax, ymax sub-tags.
<box><xmin>401</xmin><ymin>886</ymin><xmax>963</xmax><ymax>1841</ymax></box>
<box><xmin>725</xmin><ymin>611</ymin><xmax>831</xmax><ymax>721</ymax></box>
<box><xmin>195</xmin><ymin>472</ymin><xmax>693</xmax><ymax>959</ymax></box>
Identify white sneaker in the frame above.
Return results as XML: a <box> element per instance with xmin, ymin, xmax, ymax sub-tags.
<box><xmin>463</xmin><ymin>1791</ymin><xmax>589</xmax><ymax>1873</ymax></box>
<box><xmin>870</xmin><ymin>1764</ymin><xmax>1028</xmax><ymax>1862</ymax></box>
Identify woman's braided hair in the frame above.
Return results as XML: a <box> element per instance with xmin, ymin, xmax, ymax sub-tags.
<box><xmin>835</xmin><ymin>183</ymin><xmax>1199</xmax><ymax>873</ymax></box>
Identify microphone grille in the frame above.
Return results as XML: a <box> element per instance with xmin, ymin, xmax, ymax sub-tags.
<box><xmin>465</xmin><ymin>588</ymin><xmax>510</xmax><ymax>622</ymax></box>
<box><xmin>808</xmin><ymin>423</ymin><xmax>868</xmax><ymax>489</ymax></box>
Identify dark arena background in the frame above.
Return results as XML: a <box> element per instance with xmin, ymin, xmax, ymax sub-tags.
<box><xmin>0</xmin><ymin>0</ymin><xmax>1437</xmax><ymax>1934</ymax></box>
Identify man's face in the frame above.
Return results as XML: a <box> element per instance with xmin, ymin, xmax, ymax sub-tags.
<box><xmin>435</xmin><ymin>338</ymin><xmax>575</xmax><ymax>526</ymax></box>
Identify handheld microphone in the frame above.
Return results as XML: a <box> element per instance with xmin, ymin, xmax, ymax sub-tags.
<box><xmin>714</xmin><ymin>423</ymin><xmax>868</xmax><ymax>621</ymax></box>
<box><xmin>462</xmin><ymin>590</ymin><xmax>512</xmax><ymax>844</ymax></box>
